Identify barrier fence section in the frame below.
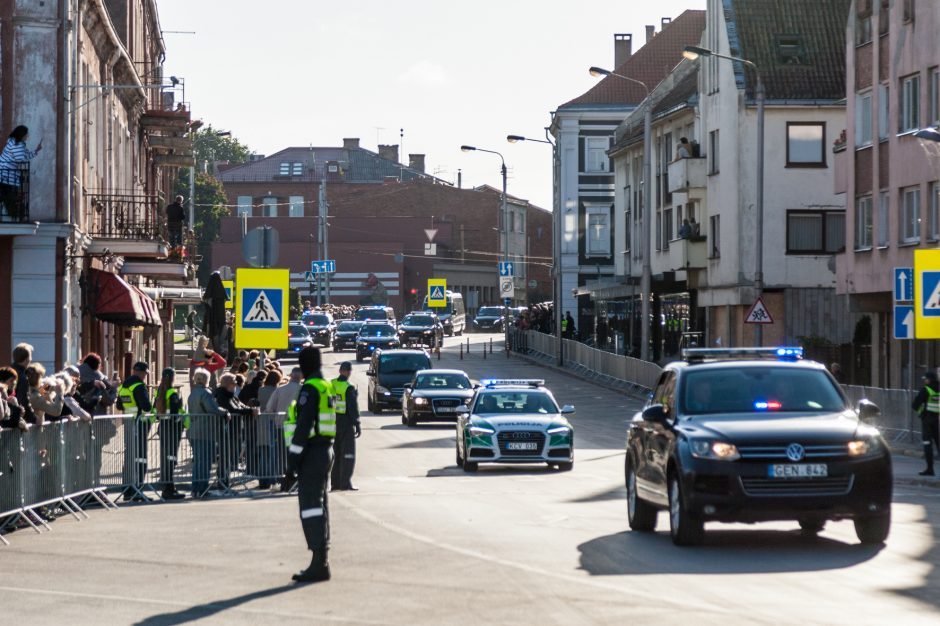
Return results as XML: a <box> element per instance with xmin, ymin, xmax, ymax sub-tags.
<box><xmin>0</xmin><ymin>412</ymin><xmax>290</xmax><ymax>544</ymax></box>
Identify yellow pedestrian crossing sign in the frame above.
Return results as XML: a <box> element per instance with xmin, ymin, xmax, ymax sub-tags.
<box><xmin>222</xmin><ymin>280</ymin><xmax>234</xmax><ymax>310</ymax></box>
<box><xmin>914</xmin><ymin>250</ymin><xmax>940</xmax><ymax>338</ymax></box>
<box><xmin>235</xmin><ymin>268</ymin><xmax>289</xmax><ymax>349</ymax></box>
<box><xmin>427</xmin><ymin>278</ymin><xmax>447</xmax><ymax>308</ymax></box>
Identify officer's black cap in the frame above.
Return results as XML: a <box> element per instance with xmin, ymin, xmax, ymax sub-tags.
<box><xmin>161</xmin><ymin>367</ymin><xmax>175</xmax><ymax>379</ymax></box>
<box><xmin>132</xmin><ymin>361</ymin><xmax>149</xmax><ymax>373</ymax></box>
<box><xmin>339</xmin><ymin>361</ymin><xmax>352</xmax><ymax>372</ymax></box>
<box><xmin>925</xmin><ymin>370</ymin><xmax>939</xmax><ymax>383</ymax></box>
<box><xmin>298</xmin><ymin>347</ymin><xmax>322</xmax><ymax>377</ymax></box>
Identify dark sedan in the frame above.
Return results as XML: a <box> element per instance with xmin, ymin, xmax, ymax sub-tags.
<box><xmin>625</xmin><ymin>347</ymin><xmax>892</xmax><ymax>546</ymax></box>
<box><xmin>301</xmin><ymin>312</ymin><xmax>336</xmax><ymax>347</ymax></box>
<box><xmin>398</xmin><ymin>312</ymin><xmax>444</xmax><ymax>348</ymax></box>
<box><xmin>401</xmin><ymin>369</ymin><xmax>475</xmax><ymax>427</ymax></box>
<box><xmin>472</xmin><ymin>306</ymin><xmax>508</xmax><ymax>333</ymax></box>
<box><xmin>355</xmin><ymin>322</ymin><xmax>401</xmax><ymax>362</ymax></box>
<box><xmin>280</xmin><ymin>322</ymin><xmax>314</xmax><ymax>358</ymax></box>
<box><xmin>333</xmin><ymin>320</ymin><xmax>365</xmax><ymax>352</ymax></box>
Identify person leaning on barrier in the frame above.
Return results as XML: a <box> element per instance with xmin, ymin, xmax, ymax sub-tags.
<box><xmin>155</xmin><ymin>367</ymin><xmax>187</xmax><ymax>500</ymax></box>
<box><xmin>253</xmin><ymin>370</ymin><xmax>282</xmax><ymax>489</ymax></box>
<box><xmin>282</xmin><ymin>347</ymin><xmax>335</xmax><ymax>583</ymax></box>
<box><xmin>76</xmin><ymin>353</ymin><xmax>115</xmax><ymax>416</ymax></box>
<box><xmin>55</xmin><ymin>368</ymin><xmax>91</xmax><ymax>422</ymax></box>
<box><xmin>26</xmin><ymin>364</ymin><xmax>63</xmax><ymax>424</ymax></box>
<box><xmin>912</xmin><ymin>370</ymin><xmax>940</xmax><ymax>477</ymax></box>
<box><xmin>330</xmin><ymin>361</ymin><xmax>361</xmax><ymax>492</ymax></box>
<box><xmin>0</xmin><ymin>367</ymin><xmax>27</xmax><ymax>431</ymax></box>
<box><xmin>117</xmin><ymin>362</ymin><xmax>153</xmax><ymax>502</ymax></box>
<box><xmin>187</xmin><ymin>367</ymin><xmax>229</xmax><ymax>498</ymax></box>
<box><xmin>10</xmin><ymin>342</ymin><xmax>35</xmax><ymax>424</ymax></box>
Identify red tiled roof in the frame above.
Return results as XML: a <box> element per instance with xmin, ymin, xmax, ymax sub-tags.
<box><xmin>559</xmin><ymin>10</ymin><xmax>706</xmax><ymax>108</ymax></box>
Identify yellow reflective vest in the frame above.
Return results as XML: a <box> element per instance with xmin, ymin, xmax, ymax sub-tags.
<box><xmin>284</xmin><ymin>377</ymin><xmax>337</xmax><ymax>445</ymax></box>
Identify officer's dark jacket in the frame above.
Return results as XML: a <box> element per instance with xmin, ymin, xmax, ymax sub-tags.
<box><xmin>287</xmin><ymin>370</ymin><xmax>331</xmax><ymax>473</ymax></box>
<box><xmin>336</xmin><ymin>375</ymin><xmax>360</xmax><ymax>426</ymax></box>
<box><xmin>117</xmin><ymin>374</ymin><xmax>152</xmax><ymax>414</ymax></box>
<box><xmin>912</xmin><ymin>383</ymin><xmax>940</xmax><ymax>415</ymax></box>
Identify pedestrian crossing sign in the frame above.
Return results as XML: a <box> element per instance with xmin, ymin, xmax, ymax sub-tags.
<box><xmin>235</xmin><ymin>268</ymin><xmax>289</xmax><ymax>349</ymax></box>
<box><xmin>222</xmin><ymin>280</ymin><xmax>234</xmax><ymax>310</ymax></box>
<box><xmin>915</xmin><ymin>250</ymin><xmax>940</xmax><ymax>338</ymax></box>
<box><xmin>427</xmin><ymin>278</ymin><xmax>447</xmax><ymax>308</ymax></box>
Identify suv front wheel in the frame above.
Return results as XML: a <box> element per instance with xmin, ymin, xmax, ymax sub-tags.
<box><xmin>854</xmin><ymin>513</ymin><xmax>890</xmax><ymax>544</ymax></box>
<box><xmin>668</xmin><ymin>473</ymin><xmax>704</xmax><ymax>546</ymax></box>
<box><xmin>626</xmin><ymin>457</ymin><xmax>657</xmax><ymax>531</ymax></box>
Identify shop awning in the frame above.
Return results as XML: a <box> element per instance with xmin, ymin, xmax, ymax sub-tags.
<box><xmin>87</xmin><ymin>269</ymin><xmax>162</xmax><ymax>327</ymax></box>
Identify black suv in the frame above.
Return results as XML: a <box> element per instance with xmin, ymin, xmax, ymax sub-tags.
<box><xmin>366</xmin><ymin>349</ymin><xmax>432</xmax><ymax>414</ymax></box>
<box><xmin>625</xmin><ymin>347</ymin><xmax>891</xmax><ymax>546</ymax></box>
<box><xmin>355</xmin><ymin>322</ymin><xmax>401</xmax><ymax>362</ymax></box>
<box><xmin>472</xmin><ymin>306</ymin><xmax>508</xmax><ymax>333</ymax></box>
<box><xmin>398</xmin><ymin>312</ymin><xmax>444</xmax><ymax>348</ymax></box>
<box><xmin>333</xmin><ymin>320</ymin><xmax>365</xmax><ymax>352</ymax></box>
<box><xmin>301</xmin><ymin>312</ymin><xmax>336</xmax><ymax>347</ymax></box>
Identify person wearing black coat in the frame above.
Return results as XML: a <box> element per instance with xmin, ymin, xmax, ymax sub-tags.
<box><xmin>214</xmin><ymin>373</ymin><xmax>257</xmax><ymax>490</ymax></box>
<box><xmin>912</xmin><ymin>370</ymin><xmax>940</xmax><ymax>476</ymax></box>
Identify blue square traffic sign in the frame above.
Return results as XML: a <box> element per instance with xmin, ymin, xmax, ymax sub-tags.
<box><xmin>894</xmin><ymin>305</ymin><xmax>914</xmax><ymax>340</ymax></box>
<box><xmin>242</xmin><ymin>288</ymin><xmax>284</xmax><ymax>329</ymax></box>
<box><xmin>498</xmin><ymin>261</ymin><xmax>514</xmax><ymax>277</ymax></box>
<box><xmin>922</xmin><ymin>271</ymin><xmax>940</xmax><ymax>317</ymax></box>
<box><xmin>894</xmin><ymin>267</ymin><xmax>913</xmax><ymax>302</ymax></box>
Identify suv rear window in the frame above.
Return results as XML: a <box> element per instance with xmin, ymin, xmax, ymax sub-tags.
<box><xmin>680</xmin><ymin>367</ymin><xmax>845</xmax><ymax>415</ymax></box>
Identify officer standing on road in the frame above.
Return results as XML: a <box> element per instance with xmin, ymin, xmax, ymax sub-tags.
<box><xmin>117</xmin><ymin>362</ymin><xmax>153</xmax><ymax>502</ymax></box>
<box><xmin>912</xmin><ymin>369</ymin><xmax>940</xmax><ymax>476</ymax></box>
<box><xmin>282</xmin><ymin>347</ymin><xmax>336</xmax><ymax>583</ymax></box>
<box><xmin>331</xmin><ymin>361</ymin><xmax>361</xmax><ymax>491</ymax></box>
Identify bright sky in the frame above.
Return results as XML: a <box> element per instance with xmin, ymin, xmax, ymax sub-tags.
<box><xmin>158</xmin><ymin>0</ymin><xmax>705</xmax><ymax>210</ymax></box>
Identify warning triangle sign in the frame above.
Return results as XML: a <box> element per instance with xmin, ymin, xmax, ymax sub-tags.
<box><xmin>425</xmin><ymin>228</ymin><xmax>438</xmax><ymax>242</ymax></box>
<box><xmin>744</xmin><ymin>297</ymin><xmax>773</xmax><ymax>324</ymax></box>
<box><xmin>245</xmin><ymin>290</ymin><xmax>281</xmax><ymax>324</ymax></box>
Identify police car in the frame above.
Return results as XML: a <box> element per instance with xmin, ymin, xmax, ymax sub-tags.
<box><xmin>455</xmin><ymin>379</ymin><xmax>575</xmax><ymax>472</ymax></box>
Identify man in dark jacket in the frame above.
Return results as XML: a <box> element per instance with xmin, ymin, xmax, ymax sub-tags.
<box><xmin>282</xmin><ymin>347</ymin><xmax>335</xmax><ymax>583</ymax></box>
<box><xmin>77</xmin><ymin>352</ymin><xmax>115</xmax><ymax>415</ymax></box>
<box><xmin>117</xmin><ymin>362</ymin><xmax>153</xmax><ymax>501</ymax></box>
<box><xmin>913</xmin><ymin>370</ymin><xmax>940</xmax><ymax>476</ymax></box>
<box><xmin>214</xmin><ymin>373</ymin><xmax>257</xmax><ymax>490</ymax></box>
<box><xmin>330</xmin><ymin>361</ymin><xmax>361</xmax><ymax>491</ymax></box>
<box><xmin>10</xmin><ymin>342</ymin><xmax>34</xmax><ymax>423</ymax></box>
<box><xmin>166</xmin><ymin>195</ymin><xmax>186</xmax><ymax>247</ymax></box>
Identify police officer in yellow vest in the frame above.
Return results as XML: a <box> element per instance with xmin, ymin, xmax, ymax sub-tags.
<box><xmin>117</xmin><ymin>361</ymin><xmax>153</xmax><ymax>502</ymax></box>
<box><xmin>154</xmin><ymin>367</ymin><xmax>187</xmax><ymax>500</ymax></box>
<box><xmin>282</xmin><ymin>346</ymin><xmax>336</xmax><ymax>583</ymax></box>
<box><xmin>912</xmin><ymin>369</ymin><xmax>940</xmax><ymax>476</ymax></box>
<box><xmin>331</xmin><ymin>361</ymin><xmax>361</xmax><ymax>492</ymax></box>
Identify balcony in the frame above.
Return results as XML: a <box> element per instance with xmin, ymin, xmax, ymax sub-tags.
<box><xmin>120</xmin><ymin>230</ymin><xmax>201</xmax><ymax>283</ymax></box>
<box><xmin>86</xmin><ymin>192</ymin><xmax>169</xmax><ymax>258</ymax></box>
<box><xmin>666</xmin><ymin>236</ymin><xmax>707</xmax><ymax>271</ymax></box>
<box><xmin>667</xmin><ymin>157</ymin><xmax>706</xmax><ymax>193</ymax></box>
<box><xmin>0</xmin><ymin>165</ymin><xmax>30</xmax><ymax>223</ymax></box>
<box><xmin>832</xmin><ymin>141</ymin><xmax>848</xmax><ymax>195</ymax></box>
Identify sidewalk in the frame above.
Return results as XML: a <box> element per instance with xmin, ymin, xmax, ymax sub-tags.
<box><xmin>893</xmin><ymin>451</ymin><xmax>940</xmax><ymax>488</ymax></box>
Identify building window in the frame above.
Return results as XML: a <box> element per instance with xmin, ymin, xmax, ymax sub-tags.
<box><xmin>878</xmin><ymin>190</ymin><xmax>890</xmax><ymax>246</ymax></box>
<box><xmin>930</xmin><ymin>182</ymin><xmax>940</xmax><ymax>241</ymax></box>
<box><xmin>655</xmin><ymin>210</ymin><xmax>662</xmax><ymax>251</ymax></box>
<box><xmin>278</xmin><ymin>162</ymin><xmax>291</xmax><ymax>176</ymax></box>
<box><xmin>878</xmin><ymin>83</ymin><xmax>889</xmax><ymax>140</ymax></box>
<box><xmin>786</xmin><ymin>210</ymin><xmax>846</xmax><ymax>254</ymax></box>
<box><xmin>237</xmin><ymin>196</ymin><xmax>252</xmax><ymax>217</ymax></box>
<box><xmin>708</xmin><ymin>130</ymin><xmax>719</xmax><ymax>174</ymax></box>
<box><xmin>856</xmin><ymin>0</ymin><xmax>872</xmax><ymax>45</ymax></box>
<box><xmin>786</xmin><ymin>122</ymin><xmax>825</xmax><ymax>166</ymax></box>
<box><xmin>289</xmin><ymin>196</ymin><xmax>304</xmax><ymax>218</ymax></box>
<box><xmin>856</xmin><ymin>92</ymin><xmax>873</xmax><ymax>146</ymax></box>
<box><xmin>585</xmin><ymin>137</ymin><xmax>610</xmax><ymax>173</ymax></box>
<box><xmin>900</xmin><ymin>186</ymin><xmax>921</xmax><ymax>243</ymax></box>
<box><xmin>900</xmin><ymin>74</ymin><xmax>920</xmax><ymax>133</ymax></box>
<box><xmin>585</xmin><ymin>204</ymin><xmax>611</xmax><ymax>257</ymax></box>
<box><xmin>855</xmin><ymin>195</ymin><xmax>873</xmax><ymax>249</ymax></box>
<box><xmin>292</xmin><ymin>162</ymin><xmax>303</xmax><ymax>176</ymax></box>
<box><xmin>878</xmin><ymin>0</ymin><xmax>889</xmax><ymax>35</ymax></box>
<box><xmin>930</xmin><ymin>67</ymin><xmax>939</xmax><ymax>125</ymax></box>
<box><xmin>903</xmin><ymin>0</ymin><xmax>915</xmax><ymax>22</ymax></box>
<box><xmin>709</xmin><ymin>215</ymin><xmax>720</xmax><ymax>258</ymax></box>
<box><xmin>663</xmin><ymin>208</ymin><xmax>673</xmax><ymax>250</ymax></box>
<box><xmin>263</xmin><ymin>197</ymin><xmax>277</xmax><ymax>217</ymax></box>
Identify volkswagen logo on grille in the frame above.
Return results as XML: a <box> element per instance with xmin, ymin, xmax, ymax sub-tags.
<box><xmin>508</xmin><ymin>432</ymin><xmax>532</xmax><ymax>440</ymax></box>
<box><xmin>786</xmin><ymin>443</ymin><xmax>806</xmax><ymax>462</ymax></box>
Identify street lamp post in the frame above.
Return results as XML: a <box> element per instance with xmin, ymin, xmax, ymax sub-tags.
<box><xmin>461</xmin><ymin>145</ymin><xmax>511</xmax><ymax>350</ymax></box>
<box><xmin>507</xmin><ymin>132</ymin><xmax>562</xmax><ymax>365</ymax></box>
<box><xmin>683</xmin><ymin>45</ymin><xmax>765</xmax><ymax>346</ymax></box>
<box><xmin>589</xmin><ymin>67</ymin><xmax>652</xmax><ymax>361</ymax></box>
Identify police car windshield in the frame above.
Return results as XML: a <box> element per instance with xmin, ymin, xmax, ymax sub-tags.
<box><xmin>680</xmin><ymin>367</ymin><xmax>845</xmax><ymax>416</ymax></box>
<box><xmin>474</xmin><ymin>391</ymin><xmax>558</xmax><ymax>415</ymax></box>
<box><xmin>360</xmin><ymin>324</ymin><xmax>396</xmax><ymax>337</ymax></box>
<box><xmin>477</xmin><ymin>307</ymin><xmax>502</xmax><ymax>317</ymax></box>
<box><xmin>403</xmin><ymin>315</ymin><xmax>434</xmax><ymax>326</ymax></box>
<box><xmin>288</xmin><ymin>325</ymin><xmax>309</xmax><ymax>337</ymax></box>
<box><xmin>356</xmin><ymin>309</ymin><xmax>388</xmax><ymax>321</ymax></box>
<box><xmin>304</xmin><ymin>314</ymin><xmax>330</xmax><ymax>325</ymax></box>
<box><xmin>337</xmin><ymin>321</ymin><xmax>363</xmax><ymax>332</ymax></box>
<box><xmin>414</xmin><ymin>373</ymin><xmax>471</xmax><ymax>390</ymax></box>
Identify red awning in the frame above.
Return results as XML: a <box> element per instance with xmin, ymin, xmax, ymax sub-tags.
<box><xmin>87</xmin><ymin>269</ymin><xmax>163</xmax><ymax>327</ymax></box>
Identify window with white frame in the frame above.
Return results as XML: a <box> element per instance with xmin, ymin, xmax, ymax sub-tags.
<box><xmin>856</xmin><ymin>91</ymin><xmax>872</xmax><ymax>146</ymax></box>
<box><xmin>856</xmin><ymin>0</ymin><xmax>872</xmax><ymax>45</ymax></box>
<box><xmin>931</xmin><ymin>182</ymin><xmax>940</xmax><ymax>241</ymax></box>
<box><xmin>263</xmin><ymin>197</ymin><xmax>278</xmax><ymax>217</ymax></box>
<box><xmin>292</xmin><ymin>162</ymin><xmax>303</xmax><ymax>176</ymax></box>
<box><xmin>787</xmin><ymin>122</ymin><xmax>825</xmax><ymax>165</ymax></box>
<box><xmin>237</xmin><ymin>196</ymin><xmax>252</xmax><ymax>217</ymax></box>
<box><xmin>930</xmin><ymin>67</ymin><xmax>939</xmax><ymax>125</ymax></box>
<box><xmin>709</xmin><ymin>214</ymin><xmax>720</xmax><ymax>258</ymax></box>
<box><xmin>855</xmin><ymin>195</ymin><xmax>873</xmax><ymax>249</ymax></box>
<box><xmin>878</xmin><ymin>83</ymin><xmax>889</xmax><ymax>140</ymax></box>
<box><xmin>878</xmin><ymin>190</ymin><xmax>890</xmax><ymax>247</ymax></box>
<box><xmin>586</xmin><ymin>204</ymin><xmax>611</xmax><ymax>256</ymax></box>
<box><xmin>900</xmin><ymin>74</ymin><xmax>920</xmax><ymax>133</ymax></box>
<box><xmin>786</xmin><ymin>210</ymin><xmax>845</xmax><ymax>254</ymax></box>
<box><xmin>900</xmin><ymin>186</ymin><xmax>920</xmax><ymax>243</ymax></box>
<box><xmin>585</xmin><ymin>137</ymin><xmax>610</xmax><ymax>173</ymax></box>
<box><xmin>289</xmin><ymin>196</ymin><xmax>304</xmax><ymax>218</ymax></box>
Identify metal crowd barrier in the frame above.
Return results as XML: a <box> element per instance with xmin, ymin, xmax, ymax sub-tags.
<box><xmin>841</xmin><ymin>385</ymin><xmax>919</xmax><ymax>443</ymax></box>
<box><xmin>0</xmin><ymin>412</ymin><xmax>290</xmax><ymax>545</ymax></box>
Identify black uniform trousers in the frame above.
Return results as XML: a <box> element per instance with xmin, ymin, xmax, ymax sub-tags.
<box><xmin>159</xmin><ymin>417</ymin><xmax>185</xmax><ymax>488</ymax></box>
<box><xmin>331</xmin><ymin>416</ymin><xmax>356</xmax><ymax>490</ymax></box>
<box><xmin>123</xmin><ymin>417</ymin><xmax>151</xmax><ymax>487</ymax></box>
<box><xmin>922</xmin><ymin>411</ymin><xmax>940</xmax><ymax>470</ymax></box>
<box><xmin>298</xmin><ymin>441</ymin><xmax>333</xmax><ymax>555</ymax></box>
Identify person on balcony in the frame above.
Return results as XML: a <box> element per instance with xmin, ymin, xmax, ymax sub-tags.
<box><xmin>0</xmin><ymin>125</ymin><xmax>41</xmax><ymax>221</ymax></box>
<box><xmin>678</xmin><ymin>219</ymin><xmax>692</xmax><ymax>239</ymax></box>
<box><xmin>674</xmin><ymin>137</ymin><xmax>691</xmax><ymax>160</ymax></box>
<box><xmin>165</xmin><ymin>195</ymin><xmax>187</xmax><ymax>247</ymax></box>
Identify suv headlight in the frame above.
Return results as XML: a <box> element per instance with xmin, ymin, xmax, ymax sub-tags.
<box><xmin>376</xmin><ymin>385</ymin><xmax>390</xmax><ymax>395</ymax></box>
<box><xmin>689</xmin><ymin>440</ymin><xmax>740</xmax><ymax>461</ymax></box>
<box><xmin>414</xmin><ymin>397</ymin><xmax>428</xmax><ymax>406</ymax></box>
<box><xmin>848</xmin><ymin>438</ymin><xmax>881</xmax><ymax>456</ymax></box>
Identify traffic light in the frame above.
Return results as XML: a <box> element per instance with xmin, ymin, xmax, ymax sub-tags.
<box><xmin>409</xmin><ymin>288</ymin><xmax>417</xmax><ymax>295</ymax></box>
<box><xmin>410</xmin><ymin>287</ymin><xmax>419</xmax><ymax>308</ymax></box>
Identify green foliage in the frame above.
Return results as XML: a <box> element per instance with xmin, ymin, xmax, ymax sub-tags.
<box><xmin>192</xmin><ymin>125</ymin><xmax>250</xmax><ymax>167</ymax></box>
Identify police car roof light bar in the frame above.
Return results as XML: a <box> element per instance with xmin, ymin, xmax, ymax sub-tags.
<box><xmin>481</xmin><ymin>379</ymin><xmax>545</xmax><ymax>388</ymax></box>
<box><xmin>682</xmin><ymin>347</ymin><xmax>804</xmax><ymax>363</ymax></box>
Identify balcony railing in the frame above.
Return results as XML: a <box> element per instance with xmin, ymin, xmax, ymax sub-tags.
<box><xmin>0</xmin><ymin>165</ymin><xmax>30</xmax><ymax>223</ymax></box>
<box><xmin>87</xmin><ymin>192</ymin><xmax>166</xmax><ymax>241</ymax></box>
<box><xmin>667</xmin><ymin>157</ymin><xmax>706</xmax><ymax>193</ymax></box>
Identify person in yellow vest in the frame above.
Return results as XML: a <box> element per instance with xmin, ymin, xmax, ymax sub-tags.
<box><xmin>117</xmin><ymin>361</ymin><xmax>153</xmax><ymax>502</ymax></box>
<box><xmin>154</xmin><ymin>367</ymin><xmax>187</xmax><ymax>500</ymax></box>
<box><xmin>912</xmin><ymin>370</ymin><xmax>940</xmax><ymax>476</ymax></box>
<box><xmin>330</xmin><ymin>361</ymin><xmax>361</xmax><ymax>492</ymax></box>
<box><xmin>281</xmin><ymin>346</ymin><xmax>336</xmax><ymax>583</ymax></box>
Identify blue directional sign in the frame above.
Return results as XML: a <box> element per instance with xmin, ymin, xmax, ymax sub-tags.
<box><xmin>498</xmin><ymin>261</ymin><xmax>514</xmax><ymax>277</ymax></box>
<box><xmin>894</xmin><ymin>267</ymin><xmax>913</xmax><ymax>302</ymax></box>
<box><xmin>894</xmin><ymin>305</ymin><xmax>914</xmax><ymax>340</ymax></box>
<box><xmin>241</xmin><ymin>288</ymin><xmax>284</xmax><ymax>330</ymax></box>
<box><xmin>310</xmin><ymin>260</ymin><xmax>336</xmax><ymax>274</ymax></box>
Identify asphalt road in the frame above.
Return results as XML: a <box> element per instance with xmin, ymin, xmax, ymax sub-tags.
<box><xmin>3</xmin><ymin>332</ymin><xmax>940</xmax><ymax>625</ymax></box>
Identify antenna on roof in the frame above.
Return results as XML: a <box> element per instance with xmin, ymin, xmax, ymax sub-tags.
<box><xmin>400</xmin><ymin>127</ymin><xmax>405</xmax><ymax>180</ymax></box>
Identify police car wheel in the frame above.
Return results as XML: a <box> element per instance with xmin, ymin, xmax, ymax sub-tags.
<box><xmin>456</xmin><ymin>444</ymin><xmax>464</xmax><ymax>467</ymax></box>
<box><xmin>462</xmin><ymin>460</ymin><xmax>478</xmax><ymax>472</ymax></box>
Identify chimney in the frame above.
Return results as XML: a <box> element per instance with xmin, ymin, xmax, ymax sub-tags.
<box><xmin>614</xmin><ymin>34</ymin><xmax>632</xmax><ymax>68</ymax></box>
<box><xmin>378</xmin><ymin>144</ymin><xmax>399</xmax><ymax>163</ymax></box>
<box><xmin>661</xmin><ymin>17</ymin><xmax>671</xmax><ymax>30</ymax></box>
<box><xmin>408</xmin><ymin>153</ymin><xmax>426</xmax><ymax>173</ymax></box>
<box><xmin>343</xmin><ymin>137</ymin><xmax>360</xmax><ymax>150</ymax></box>
<box><xmin>645</xmin><ymin>24</ymin><xmax>655</xmax><ymax>43</ymax></box>
<box><xmin>457</xmin><ymin>169</ymin><xmax>462</xmax><ymax>189</ymax></box>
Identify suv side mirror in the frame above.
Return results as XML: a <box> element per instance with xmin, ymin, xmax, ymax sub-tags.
<box><xmin>858</xmin><ymin>399</ymin><xmax>881</xmax><ymax>422</ymax></box>
<box><xmin>366</xmin><ymin>369</ymin><xmax>376</xmax><ymax>377</ymax></box>
<box><xmin>642</xmin><ymin>404</ymin><xmax>669</xmax><ymax>423</ymax></box>
<box><xmin>560</xmin><ymin>405</ymin><xmax>575</xmax><ymax>415</ymax></box>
